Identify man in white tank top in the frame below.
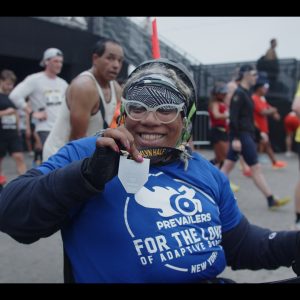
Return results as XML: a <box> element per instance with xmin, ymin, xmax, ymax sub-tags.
<box><xmin>9</xmin><ymin>48</ymin><xmax>68</xmax><ymax>147</ymax></box>
<box><xmin>43</xmin><ymin>38</ymin><xmax>124</xmax><ymax>161</ymax></box>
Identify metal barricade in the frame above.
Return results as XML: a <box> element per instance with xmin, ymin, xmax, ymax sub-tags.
<box><xmin>192</xmin><ymin>111</ymin><xmax>211</xmax><ymax>146</ymax></box>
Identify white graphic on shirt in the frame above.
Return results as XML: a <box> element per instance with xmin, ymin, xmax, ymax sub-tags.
<box><xmin>135</xmin><ymin>185</ymin><xmax>202</xmax><ymax>217</ymax></box>
<box><xmin>124</xmin><ymin>171</ymin><xmax>223</xmax><ymax>275</ymax></box>
<box><xmin>268</xmin><ymin>232</ymin><xmax>277</xmax><ymax>239</ymax></box>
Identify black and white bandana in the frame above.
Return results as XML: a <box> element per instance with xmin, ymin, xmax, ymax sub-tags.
<box><xmin>123</xmin><ymin>74</ymin><xmax>187</xmax><ymax>116</ymax></box>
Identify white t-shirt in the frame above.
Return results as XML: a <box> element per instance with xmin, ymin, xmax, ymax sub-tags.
<box><xmin>9</xmin><ymin>72</ymin><xmax>68</xmax><ymax>132</ymax></box>
<box><xmin>18</xmin><ymin>109</ymin><xmax>26</xmax><ymax>131</ymax></box>
<box><xmin>43</xmin><ymin>71</ymin><xmax>117</xmax><ymax>161</ymax></box>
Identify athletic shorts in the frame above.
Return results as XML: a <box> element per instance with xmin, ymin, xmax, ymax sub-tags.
<box><xmin>284</xmin><ymin>114</ymin><xmax>300</xmax><ymax>133</ymax></box>
<box><xmin>0</xmin><ymin>134</ymin><xmax>23</xmax><ymax>158</ymax></box>
<box><xmin>254</xmin><ymin>126</ymin><xmax>262</xmax><ymax>143</ymax></box>
<box><xmin>37</xmin><ymin>131</ymin><xmax>50</xmax><ymax>146</ymax></box>
<box><xmin>296</xmin><ymin>142</ymin><xmax>300</xmax><ymax>170</ymax></box>
<box><xmin>210</xmin><ymin>127</ymin><xmax>228</xmax><ymax>145</ymax></box>
<box><xmin>226</xmin><ymin>132</ymin><xmax>258</xmax><ymax>166</ymax></box>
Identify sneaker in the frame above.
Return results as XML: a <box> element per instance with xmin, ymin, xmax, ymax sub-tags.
<box><xmin>268</xmin><ymin>196</ymin><xmax>291</xmax><ymax>211</ymax></box>
<box><xmin>230</xmin><ymin>181</ymin><xmax>240</xmax><ymax>193</ymax></box>
<box><xmin>0</xmin><ymin>175</ymin><xmax>7</xmax><ymax>185</ymax></box>
<box><xmin>272</xmin><ymin>160</ymin><xmax>287</xmax><ymax>169</ymax></box>
<box><xmin>242</xmin><ymin>169</ymin><xmax>252</xmax><ymax>177</ymax></box>
<box><xmin>285</xmin><ymin>151</ymin><xmax>294</xmax><ymax>158</ymax></box>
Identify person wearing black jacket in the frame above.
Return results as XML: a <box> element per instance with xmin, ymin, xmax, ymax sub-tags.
<box><xmin>221</xmin><ymin>64</ymin><xmax>289</xmax><ymax>210</ymax></box>
<box><xmin>0</xmin><ymin>59</ymin><xmax>299</xmax><ymax>283</ymax></box>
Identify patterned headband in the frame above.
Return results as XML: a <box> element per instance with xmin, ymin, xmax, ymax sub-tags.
<box><xmin>123</xmin><ymin>74</ymin><xmax>187</xmax><ymax>116</ymax></box>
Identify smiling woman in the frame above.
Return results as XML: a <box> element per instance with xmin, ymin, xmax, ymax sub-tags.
<box><xmin>0</xmin><ymin>58</ymin><xmax>300</xmax><ymax>283</ymax></box>
<box><xmin>120</xmin><ymin>59</ymin><xmax>195</xmax><ymax>155</ymax></box>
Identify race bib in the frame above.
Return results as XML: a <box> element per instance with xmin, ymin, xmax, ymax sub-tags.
<box><xmin>45</xmin><ymin>90</ymin><xmax>63</xmax><ymax>106</ymax></box>
<box><xmin>1</xmin><ymin>115</ymin><xmax>17</xmax><ymax>129</ymax></box>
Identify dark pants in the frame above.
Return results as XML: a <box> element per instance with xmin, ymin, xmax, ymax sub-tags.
<box><xmin>227</xmin><ymin>132</ymin><xmax>258</xmax><ymax>166</ymax></box>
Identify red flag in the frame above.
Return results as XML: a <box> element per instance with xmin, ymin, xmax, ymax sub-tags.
<box><xmin>152</xmin><ymin>18</ymin><xmax>161</xmax><ymax>59</ymax></box>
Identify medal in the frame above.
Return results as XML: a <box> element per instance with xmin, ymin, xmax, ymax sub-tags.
<box><xmin>118</xmin><ymin>155</ymin><xmax>150</xmax><ymax>194</ymax></box>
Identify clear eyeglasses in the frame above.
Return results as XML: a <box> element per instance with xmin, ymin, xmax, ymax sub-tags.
<box><xmin>122</xmin><ymin>98</ymin><xmax>184</xmax><ymax>124</ymax></box>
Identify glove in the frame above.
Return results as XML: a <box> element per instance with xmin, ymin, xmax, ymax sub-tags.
<box><xmin>292</xmin><ymin>234</ymin><xmax>300</xmax><ymax>276</ymax></box>
<box><xmin>81</xmin><ymin>145</ymin><xmax>120</xmax><ymax>190</ymax></box>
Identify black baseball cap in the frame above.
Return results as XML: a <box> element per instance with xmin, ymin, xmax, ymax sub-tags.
<box><xmin>237</xmin><ymin>64</ymin><xmax>255</xmax><ymax>80</ymax></box>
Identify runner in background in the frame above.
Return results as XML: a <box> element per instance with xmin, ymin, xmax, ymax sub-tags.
<box><xmin>252</xmin><ymin>73</ymin><xmax>286</xmax><ymax>169</ymax></box>
<box><xmin>9</xmin><ymin>47</ymin><xmax>68</xmax><ymax>164</ymax></box>
<box><xmin>291</xmin><ymin>81</ymin><xmax>300</xmax><ymax>230</ymax></box>
<box><xmin>43</xmin><ymin>38</ymin><xmax>123</xmax><ymax>161</ymax></box>
<box><xmin>0</xmin><ymin>69</ymin><xmax>27</xmax><ymax>187</ymax></box>
<box><xmin>284</xmin><ymin>111</ymin><xmax>300</xmax><ymax>157</ymax></box>
<box><xmin>221</xmin><ymin>64</ymin><xmax>290</xmax><ymax>210</ymax></box>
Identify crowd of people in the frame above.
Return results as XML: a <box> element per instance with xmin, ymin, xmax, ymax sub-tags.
<box><xmin>0</xmin><ymin>38</ymin><xmax>300</xmax><ymax>283</ymax></box>
<box><xmin>0</xmin><ymin>39</ymin><xmax>124</xmax><ymax>180</ymax></box>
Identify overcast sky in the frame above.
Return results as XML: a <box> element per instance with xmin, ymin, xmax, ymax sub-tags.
<box><xmin>130</xmin><ymin>17</ymin><xmax>300</xmax><ymax>65</ymax></box>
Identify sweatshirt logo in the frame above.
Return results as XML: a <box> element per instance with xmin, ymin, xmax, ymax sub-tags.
<box><xmin>124</xmin><ymin>173</ymin><xmax>222</xmax><ymax>275</ymax></box>
<box><xmin>135</xmin><ymin>185</ymin><xmax>202</xmax><ymax>217</ymax></box>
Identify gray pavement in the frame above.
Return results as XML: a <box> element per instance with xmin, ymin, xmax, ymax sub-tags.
<box><xmin>0</xmin><ymin>153</ymin><xmax>63</xmax><ymax>283</ymax></box>
<box><xmin>0</xmin><ymin>150</ymin><xmax>299</xmax><ymax>283</ymax></box>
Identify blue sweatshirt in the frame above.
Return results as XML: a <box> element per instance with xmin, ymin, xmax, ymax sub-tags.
<box><xmin>0</xmin><ymin>136</ymin><xmax>298</xmax><ymax>283</ymax></box>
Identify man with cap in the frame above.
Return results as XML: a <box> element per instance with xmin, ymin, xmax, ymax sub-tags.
<box><xmin>221</xmin><ymin>64</ymin><xmax>290</xmax><ymax>210</ymax></box>
<box><xmin>224</xmin><ymin>68</ymin><xmax>251</xmax><ymax>180</ymax></box>
<box><xmin>1</xmin><ymin>58</ymin><xmax>300</xmax><ymax>283</ymax></box>
<box><xmin>43</xmin><ymin>38</ymin><xmax>123</xmax><ymax>161</ymax></box>
<box><xmin>9</xmin><ymin>48</ymin><xmax>68</xmax><ymax>152</ymax></box>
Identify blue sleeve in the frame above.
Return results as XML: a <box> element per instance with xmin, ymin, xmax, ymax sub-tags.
<box><xmin>0</xmin><ymin>137</ymin><xmax>100</xmax><ymax>244</ymax></box>
<box><xmin>38</xmin><ymin>136</ymin><xmax>97</xmax><ymax>174</ymax></box>
<box><xmin>190</xmin><ymin>152</ymin><xmax>242</xmax><ymax>232</ymax></box>
<box><xmin>222</xmin><ymin>216</ymin><xmax>300</xmax><ymax>270</ymax></box>
<box><xmin>215</xmin><ymin>169</ymin><xmax>243</xmax><ymax>232</ymax></box>
<box><xmin>203</xmin><ymin>159</ymin><xmax>300</xmax><ymax>270</ymax></box>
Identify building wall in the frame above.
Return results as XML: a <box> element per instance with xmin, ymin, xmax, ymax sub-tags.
<box><xmin>0</xmin><ymin>17</ymin><xmax>100</xmax><ymax>83</ymax></box>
